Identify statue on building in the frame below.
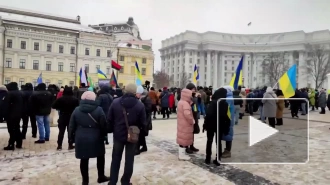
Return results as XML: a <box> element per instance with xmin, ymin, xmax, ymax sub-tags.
<box><xmin>127</xmin><ymin>17</ymin><xmax>141</xmax><ymax>40</ymax></box>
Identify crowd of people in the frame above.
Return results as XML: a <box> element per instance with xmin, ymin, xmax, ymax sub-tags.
<box><xmin>0</xmin><ymin>80</ymin><xmax>328</xmax><ymax>185</ymax></box>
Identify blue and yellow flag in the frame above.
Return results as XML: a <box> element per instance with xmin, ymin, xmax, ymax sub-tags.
<box><xmin>229</xmin><ymin>56</ymin><xmax>243</xmax><ymax>90</ymax></box>
<box><xmin>97</xmin><ymin>69</ymin><xmax>107</xmax><ymax>79</ymax></box>
<box><xmin>135</xmin><ymin>61</ymin><xmax>143</xmax><ymax>85</ymax></box>
<box><xmin>278</xmin><ymin>64</ymin><xmax>296</xmax><ymax>98</ymax></box>
<box><xmin>193</xmin><ymin>64</ymin><xmax>199</xmax><ymax>85</ymax></box>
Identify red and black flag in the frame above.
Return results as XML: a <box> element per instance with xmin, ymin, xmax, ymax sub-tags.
<box><xmin>111</xmin><ymin>60</ymin><xmax>122</xmax><ymax>70</ymax></box>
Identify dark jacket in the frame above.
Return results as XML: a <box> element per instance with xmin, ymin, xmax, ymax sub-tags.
<box><xmin>52</xmin><ymin>87</ymin><xmax>79</xmax><ymax>126</ymax></box>
<box><xmin>77</xmin><ymin>87</ymin><xmax>88</xmax><ymax>100</ymax></box>
<box><xmin>109</xmin><ymin>88</ymin><xmax>123</xmax><ymax>98</ymax></box>
<box><xmin>21</xmin><ymin>83</ymin><xmax>34</xmax><ymax>115</ymax></box>
<box><xmin>73</xmin><ymin>86</ymin><xmax>79</xmax><ymax>99</ymax></box>
<box><xmin>160</xmin><ymin>90</ymin><xmax>170</xmax><ymax>107</ymax></box>
<box><xmin>96</xmin><ymin>86</ymin><xmax>113</xmax><ymax>117</ymax></box>
<box><xmin>233</xmin><ymin>90</ymin><xmax>243</xmax><ymax>106</ymax></box>
<box><xmin>0</xmin><ymin>88</ymin><xmax>8</xmax><ymax>121</ymax></box>
<box><xmin>141</xmin><ymin>94</ymin><xmax>152</xmax><ymax>136</ymax></box>
<box><xmin>47</xmin><ymin>85</ymin><xmax>58</xmax><ymax>104</ymax></box>
<box><xmin>3</xmin><ymin>82</ymin><xmax>24</xmax><ymax>121</ymax></box>
<box><xmin>30</xmin><ymin>83</ymin><xmax>53</xmax><ymax>116</ymax></box>
<box><xmin>203</xmin><ymin>88</ymin><xmax>230</xmax><ymax>135</ymax></box>
<box><xmin>107</xmin><ymin>93</ymin><xmax>146</xmax><ymax>142</ymax></box>
<box><xmin>69</xmin><ymin>100</ymin><xmax>107</xmax><ymax>159</ymax></box>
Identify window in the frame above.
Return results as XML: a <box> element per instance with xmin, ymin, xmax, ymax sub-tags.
<box><xmin>120</xmin><ymin>66</ymin><xmax>124</xmax><ymax>73</ymax></box>
<box><xmin>33</xmin><ymin>60</ymin><xmax>39</xmax><ymax>70</ymax></box>
<box><xmin>19</xmin><ymin>59</ymin><xmax>26</xmax><ymax>69</ymax></box>
<box><xmin>190</xmin><ymin>51</ymin><xmax>192</xmax><ymax>56</ymax></box>
<box><xmin>189</xmin><ymin>58</ymin><xmax>192</xmax><ymax>63</ymax></box>
<box><xmin>19</xmin><ymin>78</ymin><xmax>25</xmax><ymax>87</ymax></box>
<box><xmin>69</xmin><ymin>81</ymin><xmax>74</xmax><ymax>86</ymax></box>
<box><xmin>120</xmin><ymin>56</ymin><xmax>125</xmax><ymax>61</ymax></box>
<box><xmin>21</xmin><ymin>41</ymin><xmax>26</xmax><ymax>49</ymax></box>
<box><xmin>232</xmin><ymin>66</ymin><xmax>234</xmax><ymax>70</ymax></box>
<box><xmin>70</xmin><ymin>46</ymin><xmax>75</xmax><ymax>54</ymax></box>
<box><xmin>47</xmin><ymin>44</ymin><xmax>52</xmax><ymax>52</ymax></box>
<box><xmin>45</xmin><ymin>80</ymin><xmax>50</xmax><ymax>86</ymax></box>
<box><xmin>58</xmin><ymin>80</ymin><xmax>63</xmax><ymax>87</ymax></box>
<box><xmin>5</xmin><ymin>58</ymin><xmax>12</xmax><ymax>68</ymax></box>
<box><xmin>141</xmin><ymin>68</ymin><xmax>146</xmax><ymax>75</ymax></box>
<box><xmin>96</xmin><ymin>49</ymin><xmax>101</xmax><ymax>56</ymax></box>
<box><xmin>224</xmin><ymin>78</ymin><xmax>227</xmax><ymax>83</ymax></box>
<box><xmin>70</xmin><ymin>63</ymin><xmax>75</xmax><ymax>72</ymax></box>
<box><xmin>197</xmin><ymin>52</ymin><xmax>200</xmax><ymax>57</ymax></box>
<box><xmin>96</xmin><ymin>65</ymin><xmax>100</xmax><ymax>73</ymax></box>
<box><xmin>46</xmin><ymin>61</ymin><xmax>52</xmax><ymax>71</ymax></box>
<box><xmin>107</xmin><ymin>50</ymin><xmax>111</xmax><ymax>57</ymax></box>
<box><xmin>5</xmin><ymin>78</ymin><xmax>11</xmax><ymax>85</ymax></box>
<box><xmin>59</xmin><ymin>45</ymin><xmax>64</xmax><ymax>53</ymax></box>
<box><xmin>232</xmin><ymin>61</ymin><xmax>234</xmax><ymax>65</ymax></box>
<box><xmin>183</xmin><ymin>58</ymin><xmax>185</xmax><ymax>63</ymax></box>
<box><xmin>85</xmin><ymin>48</ymin><xmax>90</xmax><ymax>55</ymax></box>
<box><xmin>225</xmin><ymin>60</ymin><xmax>227</xmax><ymax>64</ymax></box>
<box><xmin>7</xmin><ymin>39</ymin><xmax>12</xmax><ymax>48</ymax></box>
<box><xmin>232</xmin><ymin>56</ymin><xmax>234</xmax><ymax>58</ymax></box>
<box><xmin>34</xmin><ymin>42</ymin><xmax>39</xmax><ymax>51</ymax></box>
<box><xmin>142</xmin><ymin>58</ymin><xmax>147</xmax><ymax>64</ymax></box>
<box><xmin>106</xmin><ymin>66</ymin><xmax>110</xmax><ymax>74</ymax></box>
<box><xmin>85</xmin><ymin>64</ymin><xmax>89</xmax><ymax>73</ymax></box>
<box><xmin>225</xmin><ymin>66</ymin><xmax>227</xmax><ymax>70</ymax></box>
<box><xmin>57</xmin><ymin>62</ymin><xmax>63</xmax><ymax>72</ymax></box>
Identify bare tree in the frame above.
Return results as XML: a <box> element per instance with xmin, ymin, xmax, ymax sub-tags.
<box><xmin>304</xmin><ymin>44</ymin><xmax>330</xmax><ymax>89</ymax></box>
<box><xmin>153</xmin><ymin>70</ymin><xmax>170</xmax><ymax>89</ymax></box>
<box><xmin>261</xmin><ymin>52</ymin><xmax>290</xmax><ymax>86</ymax></box>
<box><xmin>179</xmin><ymin>68</ymin><xmax>189</xmax><ymax>88</ymax></box>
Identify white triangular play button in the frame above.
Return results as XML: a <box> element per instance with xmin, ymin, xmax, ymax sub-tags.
<box><xmin>249</xmin><ymin>116</ymin><xmax>278</xmax><ymax>147</ymax></box>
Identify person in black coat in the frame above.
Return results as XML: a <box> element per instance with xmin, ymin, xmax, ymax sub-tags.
<box><xmin>3</xmin><ymin>82</ymin><xmax>24</xmax><ymax>150</ymax></box>
<box><xmin>289</xmin><ymin>89</ymin><xmax>300</xmax><ymax>118</ymax></box>
<box><xmin>21</xmin><ymin>83</ymin><xmax>37</xmax><ymax>139</ymax></box>
<box><xmin>203</xmin><ymin>88</ymin><xmax>231</xmax><ymax>166</ymax></box>
<box><xmin>52</xmin><ymin>86</ymin><xmax>79</xmax><ymax>150</ymax></box>
<box><xmin>69</xmin><ymin>91</ymin><xmax>109</xmax><ymax>185</ymax></box>
<box><xmin>135</xmin><ymin>88</ymin><xmax>152</xmax><ymax>155</ymax></box>
<box><xmin>30</xmin><ymin>83</ymin><xmax>53</xmax><ymax>144</ymax></box>
<box><xmin>96</xmin><ymin>85</ymin><xmax>113</xmax><ymax>145</ymax></box>
<box><xmin>109</xmin><ymin>84</ymin><xmax>123</xmax><ymax>99</ymax></box>
<box><xmin>0</xmin><ymin>85</ymin><xmax>8</xmax><ymax>123</ymax></box>
<box><xmin>107</xmin><ymin>84</ymin><xmax>146</xmax><ymax>185</ymax></box>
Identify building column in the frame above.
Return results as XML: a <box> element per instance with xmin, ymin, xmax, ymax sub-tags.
<box><xmin>199</xmin><ymin>51</ymin><xmax>205</xmax><ymax>86</ymax></box>
<box><xmin>213</xmin><ymin>52</ymin><xmax>218</xmax><ymax>89</ymax></box>
<box><xmin>206</xmin><ymin>51</ymin><xmax>211</xmax><ymax>86</ymax></box>
<box><xmin>243</xmin><ymin>53</ymin><xmax>248</xmax><ymax>87</ymax></box>
<box><xmin>298</xmin><ymin>51</ymin><xmax>307</xmax><ymax>88</ymax></box>
<box><xmin>218</xmin><ymin>52</ymin><xmax>223</xmax><ymax>87</ymax></box>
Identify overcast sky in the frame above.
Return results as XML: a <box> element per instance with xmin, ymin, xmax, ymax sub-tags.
<box><xmin>1</xmin><ymin>0</ymin><xmax>329</xmax><ymax>71</ymax></box>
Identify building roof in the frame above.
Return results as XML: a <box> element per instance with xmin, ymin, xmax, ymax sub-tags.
<box><xmin>0</xmin><ymin>8</ymin><xmax>105</xmax><ymax>34</ymax></box>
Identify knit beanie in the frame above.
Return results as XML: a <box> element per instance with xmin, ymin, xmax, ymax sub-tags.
<box><xmin>186</xmin><ymin>83</ymin><xmax>196</xmax><ymax>90</ymax></box>
<box><xmin>136</xmin><ymin>85</ymin><xmax>144</xmax><ymax>94</ymax></box>
<box><xmin>81</xmin><ymin>91</ymin><xmax>96</xmax><ymax>101</ymax></box>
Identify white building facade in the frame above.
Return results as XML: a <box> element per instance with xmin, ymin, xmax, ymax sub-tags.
<box><xmin>160</xmin><ymin>30</ymin><xmax>330</xmax><ymax>89</ymax></box>
<box><xmin>0</xmin><ymin>6</ymin><xmax>117</xmax><ymax>86</ymax></box>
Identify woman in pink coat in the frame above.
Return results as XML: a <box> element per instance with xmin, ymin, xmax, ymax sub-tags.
<box><xmin>176</xmin><ymin>88</ymin><xmax>194</xmax><ymax>160</ymax></box>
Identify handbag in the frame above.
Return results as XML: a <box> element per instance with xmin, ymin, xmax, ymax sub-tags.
<box><xmin>122</xmin><ymin>106</ymin><xmax>140</xmax><ymax>144</ymax></box>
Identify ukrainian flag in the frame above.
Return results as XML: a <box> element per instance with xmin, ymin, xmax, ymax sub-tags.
<box><xmin>193</xmin><ymin>64</ymin><xmax>199</xmax><ymax>85</ymax></box>
<box><xmin>97</xmin><ymin>69</ymin><xmax>107</xmax><ymax>79</ymax></box>
<box><xmin>278</xmin><ymin>64</ymin><xmax>297</xmax><ymax>98</ymax></box>
<box><xmin>229</xmin><ymin>56</ymin><xmax>243</xmax><ymax>90</ymax></box>
<box><xmin>135</xmin><ymin>61</ymin><xmax>143</xmax><ymax>86</ymax></box>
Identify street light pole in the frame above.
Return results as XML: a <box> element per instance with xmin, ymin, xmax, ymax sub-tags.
<box><xmin>117</xmin><ymin>47</ymin><xmax>119</xmax><ymax>81</ymax></box>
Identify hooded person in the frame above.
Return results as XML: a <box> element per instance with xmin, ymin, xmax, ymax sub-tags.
<box><xmin>30</xmin><ymin>83</ymin><xmax>54</xmax><ymax>144</ymax></box>
<box><xmin>221</xmin><ymin>85</ymin><xmax>235</xmax><ymax>158</ymax></box>
<box><xmin>0</xmin><ymin>85</ymin><xmax>8</xmax><ymax>123</ymax></box>
<box><xmin>262</xmin><ymin>87</ymin><xmax>278</xmax><ymax>128</ymax></box>
<box><xmin>185</xmin><ymin>83</ymin><xmax>199</xmax><ymax>153</ymax></box>
<box><xmin>68</xmin><ymin>91</ymin><xmax>110</xmax><ymax>184</ymax></box>
<box><xmin>176</xmin><ymin>88</ymin><xmax>194</xmax><ymax>160</ymax></box>
<box><xmin>3</xmin><ymin>82</ymin><xmax>24</xmax><ymax>150</ymax></box>
<box><xmin>21</xmin><ymin>83</ymin><xmax>37</xmax><ymax>139</ymax></box>
<box><xmin>203</xmin><ymin>88</ymin><xmax>230</xmax><ymax>165</ymax></box>
<box><xmin>136</xmin><ymin>88</ymin><xmax>152</xmax><ymax>155</ymax></box>
<box><xmin>52</xmin><ymin>86</ymin><xmax>79</xmax><ymax>150</ymax></box>
<box><xmin>159</xmin><ymin>86</ymin><xmax>170</xmax><ymax>119</ymax></box>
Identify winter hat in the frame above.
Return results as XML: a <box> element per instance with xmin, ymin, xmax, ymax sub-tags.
<box><xmin>163</xmin><ymin>87</ymin><xmax>168</xmax><ymax>90</ymax></box>
<box><xmin>186</xmin><ymin>83</ymin><xmax>196</xmax><ymax>91</ymax></box>
<box><xmin>136</xmin><ymin>85</ymin><xmax>144</xmax><ymax>94</ymax></box>
<box><xmin>81</xmin><ymin>91</ymin><xmax>96</xmax><ymax>101</ymax></box>
<box><xmin>125</xmin><ymin>83</ymin><xmax>137</xmax><ymax>94</ymax></box>
<box><xmin>0</xmin><ymin>85</ymin><xmax>7</xmax><ymax>91</ymax></box>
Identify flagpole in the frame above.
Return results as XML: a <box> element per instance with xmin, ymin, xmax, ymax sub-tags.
<box><xmin>116</xmin><ymin>47</ymin><xmax>119</xmax><ymax>81</ymax></box>
<box><xmin>273</xmin><ymin>81</ymin><xmax>279</xmax><ymax>89</ymax></box>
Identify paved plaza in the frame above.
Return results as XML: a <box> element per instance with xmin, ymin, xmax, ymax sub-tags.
<box><xmin>0</xmin><ymin>111</ymin><xmax>329</xmax><ymax>185</ymax></box>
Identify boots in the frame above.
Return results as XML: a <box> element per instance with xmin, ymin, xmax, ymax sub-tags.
<box><xmin>178</xmin><ymin>147</ymin><xmax>190</xmax><ymax>160</ymax></box>
<box><xmin>57</xmin><ymin>145</ymin><xmax>62</xmax><ymax>151</ymax></box>
<box><xmin>205</xmin><ymin>156</ymin><xmax>211</xmax><ymax>164</ymax></box>
<box><xmin>222</xmin><ymin>150</ymin><xmax>231</xmax><ymax>158</ymax></box>
<box><xmin>97</xmin><ymin>176</ymin><xmax>110</xmax><ymax>183</ymax></box>
<box><xmin>4</xmin><ymin>145</ymin><xmax>15</xmax><ymax>151</ymax></box>
<box><xmin>68</xmin><ymin>144</ymin><xmax>75</xmax><ymax>150</ymax></box>
<box><xmin>190</xmin><ymin>145</ymin><xmax>199</xmax><ymax>152</ymax></box>
<box><xmin>213</xmin><ymin>158</ymin><xmax>220</xmax><ymax>166</ymax></box>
